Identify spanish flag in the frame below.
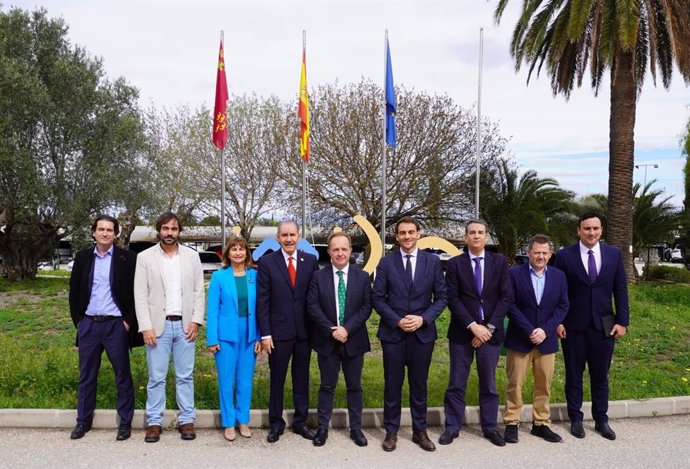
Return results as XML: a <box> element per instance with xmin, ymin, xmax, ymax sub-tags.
<box><xmin>213</xmin><ymin>37</ymin><xmax>229</xmax><ymax>150</ymax></box>
<box><xmin>298</xmin><ymin>45</ymin><xmax>310</xmax><ymax>162</ymax></box>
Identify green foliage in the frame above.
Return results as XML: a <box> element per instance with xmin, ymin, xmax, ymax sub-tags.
<box><xmin>632</xmin><ymin>181</ymin><xmax>679</xmax><ymax>256</ymax></box>
<box><xmin>0</xmin><ymin>6</ymin><xmax>143</xmax><ymax>280</ymax></box>
<box><xmin>480</xmin><ymin>159</ymin><xmax>575</xmax><ymax>257</ymax></box>
<box><xmin>643</xmin><ymin>265</ymin><xmax>690</xmax><ymax>284</ymax></box>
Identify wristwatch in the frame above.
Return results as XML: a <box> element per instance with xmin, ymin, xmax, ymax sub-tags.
<box><xmin>487</xmin><ymin>324</ymin><xmax>496</xmax><ymax>334</ymax></box>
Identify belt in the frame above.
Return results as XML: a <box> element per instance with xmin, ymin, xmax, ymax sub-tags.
<box><xmin>166</xmin><ymin>315</ymin><xmax>182</xmax><ymax>321</ymax></box>
<box><xmin>86</xmin><ymin>315</ymin><xmax>119</xmax><ymax>322</ymax></box>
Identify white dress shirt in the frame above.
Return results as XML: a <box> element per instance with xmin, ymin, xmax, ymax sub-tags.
<box><xmin>400</xmin><ymin>247</ymin><xmax>418</xmax><ymax>279</ymax></box>
<box><xmin>579</xmin><ymin>241</ymin><xmax>601</xmax><ymax>277</ymax></box>
<box><xmin>332</xmin><ymin>264</ymin><xmax>349</xmax><ymax>327</ymax></box>
<box><xmin>159</xmin><ymin>244</ymin><xmax>182</xmax><ymax>316</ymax></box>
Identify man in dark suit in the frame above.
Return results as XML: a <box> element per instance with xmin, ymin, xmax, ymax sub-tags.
<box><xmin>68</xmin><ymin>214</ymin><xmax>141</xmax><ymax>441</ymax></box>
<box><xmin>372</xmin><ymin>217</ymin><xmax>447</xmax><ymax>452</ymax></box>
<box><xmin>554</xmin><ymin>212</ymin><xmax>629</xmax><ymax>441</ymax></box>
<box><xmin>257</xmin><ymin>220</ymin><xmax>319</xmax><ymax>443</ymax></box>
<box><xmin>307</xmin><ymin>231</ymin><xmax>372</xmax><ymax>448</ymax></box>
<box><xmin>440</xmin><ymin>219</ymin><xmax>513</xmax><ymax>447</ymax></box>
<box><xmin>503</xmin><ymin>234</ymin><xmax>569</xmax><ymax>444</ymax></box>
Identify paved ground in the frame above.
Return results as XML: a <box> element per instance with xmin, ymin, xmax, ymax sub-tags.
<box><xmin>1</xmin><ymin>415</ymin><xmax>688</xmax><ymax>469</ymax></box>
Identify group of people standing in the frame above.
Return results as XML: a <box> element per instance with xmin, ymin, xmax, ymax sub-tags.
<box><xmin>68</xmin><ymin>211</ymin><xmax>628</xmax><ymax>451</ymax></box>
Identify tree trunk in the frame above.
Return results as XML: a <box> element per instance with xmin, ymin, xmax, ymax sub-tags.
<box><xmin>607</xmin><ymin>49</ymin><xmax>637</xmax><ymax>282</ymax></box>
<box><xmin>0</xmin><ymin>224</ymin><xmax>57</xmax><ymax>281</ymax></box>
<box><xmin>117</xmin><ymin>211</ymin><xmax>140</xmax><ymax>249</ymax></box>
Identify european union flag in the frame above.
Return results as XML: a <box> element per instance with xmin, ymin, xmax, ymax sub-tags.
<box><xmin>385</xmin><ymin>37</ymin><xmax>397</xmax><ymax>148</ymax></box>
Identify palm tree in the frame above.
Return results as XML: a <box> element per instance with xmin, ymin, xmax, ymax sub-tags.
<box><xmin>631</xmin><ymin>181</ymin><xmax>679</xmax><ymax>261</ymax></box>
<box><xmin>481</xmin><ymin>160</ymin><xmax>575</xmax><ymax>261</ymax></box>
<box><xmin>495</xmin><ymin>0</ymin><xmax>690</xmax><ymax>280</ymax></box>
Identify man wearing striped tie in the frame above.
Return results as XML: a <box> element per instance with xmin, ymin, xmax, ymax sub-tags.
<box><xmin>307</xmin><ymin>232</ymin><xmax>372</xmax><ymax>448</ymax></box>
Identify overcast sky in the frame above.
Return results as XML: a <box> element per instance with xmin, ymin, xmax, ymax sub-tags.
<box><xmin>11</xmin><ymin>0</ymin><xmax>689</xmax><ymax>206</ymax></box>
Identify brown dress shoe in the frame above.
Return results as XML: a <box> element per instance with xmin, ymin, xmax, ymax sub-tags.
<box><xmin>179</xmin><ymin>423</ymin><xmax>196</xmax><ymax>440</ymax></box>
<box><xmin>382</xmin><ymin>431</ymin><xmax>398</xmax><ymax>452</ymax></box>
<box><xmin>412</xmin><ymin>431</ymin><xmax>436</xmax><ymax>452</ymax></box>
<box><xmin>144</xmin><ymin>425</ymin><xmax>162</xmax><ymax>443</ymax></box>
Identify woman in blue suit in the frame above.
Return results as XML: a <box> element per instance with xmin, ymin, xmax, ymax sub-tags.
<box><xmin>207</xmin><ymin>236</ymin><xmax>261</xmax><ymax>441</ymax></box>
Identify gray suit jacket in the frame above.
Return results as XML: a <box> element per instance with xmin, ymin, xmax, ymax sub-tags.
<box><xmin>134</xmin><ymin>243</ymin><xmax>206</xmax><ymax>336</ymax></box>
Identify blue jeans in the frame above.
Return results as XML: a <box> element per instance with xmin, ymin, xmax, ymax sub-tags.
<box><xmin>145</xmin><ymin>319</ymin><xmax>196</xmax><ymax>426</ymax></box>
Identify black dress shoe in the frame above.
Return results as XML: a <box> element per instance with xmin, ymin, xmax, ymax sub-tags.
<box><xmin>438</xmin><ymin>429</ymin><xmax>459</xmax><ymax>445</ymax></box>
<box><xmin>570</xmin><ymin>420</ymin><xmax>585</xmax><ymax>439</ymax></box>
<box><xmin>313</xmin><ymin>428</ymin><xmax>328</xmax><ymax>446</ymax></box>
<box><xmin>116</xmin><ymin>424</ymin><xmax>131</xmax><ymax>441</ymax></box>
<box><xmin>412</xmin><ymin>431</ymin><xmax>436</xmax><ymax>452</ymax></box>
<box><xmin>382</xmin><ymin>431</ymin><xmax>397</xmax><ymax>452</ymax></box>
<box><xmin>349</xmin><ymin>429</ymin><xmax>368</xmax><ymax>447</ymax></box>
<box><xmin>530</xmin><ymin>425</ymin><xmax>562</xmax><ymax>443</ymax></box>
<box><xmin>70</xmin><ymin>423</ymin><xmax>91</xmax><ymax>440</ymax></box>
<box><xmin>504</xmin><ymin>424</ymin><xmax>519</xmax><ymax>443</ymax></box>
<box><xmin>484</xmin><ymin>430</ymin><xmax>506</xmax><ymax>447</ymax></box>
<box><xmin>266</xmin><ymin>427</ymin><xmax>284</xmax><ymax>443</ymax></box>
<box><xmin>292</xmin><ymin>425</ymin><xmax>315</xmax><ymax>440</ymax></box>
<box><xmin>595</xmin><ymin>421</ymin><xmax>616</xmax><ymax>440</ymax></box>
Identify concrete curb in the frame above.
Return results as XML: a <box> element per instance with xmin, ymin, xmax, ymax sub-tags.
<box><xmin>2</xmin><ymin>396</ymin><xmax>688</xmax><ymax>429</ymax></box>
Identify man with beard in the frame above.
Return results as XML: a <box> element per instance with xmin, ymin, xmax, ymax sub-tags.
<box><xmin>134</xmin><ymin>212</ymin><xmax>205</xmax><ymax>442</ymax></box>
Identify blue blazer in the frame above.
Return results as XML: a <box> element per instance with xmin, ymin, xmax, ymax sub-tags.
<box><xmin>307</xmin><ymin>264</ymin><xmax>372</xmax><ymax>357</ymax></box>
<box><xmin>372</xmin><ymin>249</ymin><xmax>447</xmax><ymax>344</ymax></box>
<box><xmin>206</xmin><ymin>268</ymin><xmax>260</xmax><ymax>346</ymax></box>
<box><xmin>505</xmin><ymin>264</ymin><xmax>569</xmax><ymax>354</ymax></box>
<box><xmin>445</xmin><ymin>251</ymin><xmax>513</xmax><ymax>345</ymax></box>
<box><xmin>256</xmin><ymin>249</ymin><xmax>319</xmax><ymax>341</ymax></box>
<box><xmin>554</xmin><ymin>243</ymin><xmax>630</xmax><ymax>332</ymax></box>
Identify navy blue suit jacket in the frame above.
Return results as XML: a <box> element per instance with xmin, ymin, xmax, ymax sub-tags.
<box><xmin>307</xmin><ymin>264</ymin><xmax>372</xmax><ymax>357</ymax></box>
<box><xmin>554</xmin><ymin>242</ymin><xmax>629</xmax><ymax>332</ymax></box>
<box><xmin>505</xmin><ymin>263</ymin><xmax>569</xmax><ymax>354</ymax></box>
<box><xmin>446</xmin><ymin>251</ymin><xmax>513</xmax><ymax>345</ymax></box>
<box><xmin>257</xmin><ymin>249</ymin><xmax>319</xmax><ymax>341</ymax></box>
<box><xmin>372</xmin><ymin>249</ymin><xmax>447</xmax><ymax>344</ymax></box>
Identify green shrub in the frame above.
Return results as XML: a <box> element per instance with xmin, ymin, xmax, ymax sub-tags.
<box><xmin>643</xmin><ymin>265</ymin><xmax>690</xmax><ymax>283</ymax></box>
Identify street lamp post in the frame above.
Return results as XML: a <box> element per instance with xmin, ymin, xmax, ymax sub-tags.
<box><xmin>635</xmin><ymin>163</ymin><xmax>658</xmax><ymax>188</ymax></box>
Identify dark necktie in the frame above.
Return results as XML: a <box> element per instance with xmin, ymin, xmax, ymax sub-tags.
<box><xmin>405</xmin><ymin>254</ymin><xmax>413</xmax><ymax>285</ymax></box>
<box><xmin>474</xmin><ymin>257</ymin><xmax>484</xmax><ymax>320</ymax></box>
<box><xmin>337</xmin><ymin>270</ymin><xmax>346</xmax><ymax>325</ymax></box>
<box><xmin>288</xmin><ymin>256</ymin><xmax>296</xmax><ymax>287</ymax></box>
<box><xmin>587</xmin><ymin>250</ymin><xmax>597</xmax><ymax>283</ymax></box>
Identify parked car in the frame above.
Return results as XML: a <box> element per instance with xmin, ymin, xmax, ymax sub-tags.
<box><xmin>37</xmin><ymin>261</ymin><xmax>53</xmax><ymax>271</ymax></box>
<box><xmin>66</xmin><ymin>260</ymin><xmax>74</xmax><ymax>271</ymax></box>
<box><xmin>199</xmin><ymin>251</ymin><xmax>223</xmax><ymax>274</ymax></box>
<box><xmin>670</xmin><ymin>244</ymin><xmax>686</xmax><ymax>264</ymax></box>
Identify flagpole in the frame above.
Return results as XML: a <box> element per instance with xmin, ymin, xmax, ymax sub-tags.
<box><xmin>301</xmin><ymin>30</ymin><xmax>309</xmax><ymax>237</ymax></box>
<box><xmin>475</xmin><ymin>27</ymin><xmax>483</xmax><ymax>219</ymax></box>
<box><xmin>380</xmin><ymin>30</ymin><xmax>388</xmax><ymax>250</ymax></box>
<box><xmin>220</xmin><ymin>30</ymin><xmax>227</xmax><ymax>248</ymax></box>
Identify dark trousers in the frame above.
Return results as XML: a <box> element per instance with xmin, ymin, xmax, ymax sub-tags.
<box><xmin>316</xmin><ymin>346</ymin><xmax>364</xmax><ymax>430</ymax></box>
<box><xmin>77</xmin><ymin>318</ymin><xmax>134</xmax><ymax>426</ymax></box>
<box><xmin>443</xmin><ymin>340</ymin><xmax>500</xmax><ymax>434</ymax></box>
<box><xmin>381</xmin><ymin>334</ymin><xmax>434</xmax><ymax>433</ymax></box>
<box><xmin>561</xmin><ymin>328</ymin><xmax>615</xmax><ymax>423</ymax></box>
<box><xmin>268</xmin><ymin>337</ymin><xmax>311</xmax><ymax>430</ymax></box>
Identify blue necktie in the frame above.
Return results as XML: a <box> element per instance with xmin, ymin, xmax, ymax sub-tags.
<box><xmin>473</xmin><ymin>257</ymin><xmax>484</xmax><ymax>320</ymax></box>
<box><xmin>588</xmin><ymin>250</ymin><xmax>597</xmax><ymax>284</ymax></box>
<box><xmin>405</xmin><ymin>254</ymin><xmax>413</xmax><ymax>285</ymax></box>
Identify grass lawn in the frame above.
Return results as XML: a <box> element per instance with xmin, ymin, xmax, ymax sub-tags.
<box><xmin>0</xmin><ymin>275</ymin><xmax>688</xmax><ymax>411</ymax></box>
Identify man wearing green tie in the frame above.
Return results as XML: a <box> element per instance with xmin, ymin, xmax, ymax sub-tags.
<box><xmin>306</xmin><ymin>232</ymin><xmax>373</xmax><ymax>448</ymax></box>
